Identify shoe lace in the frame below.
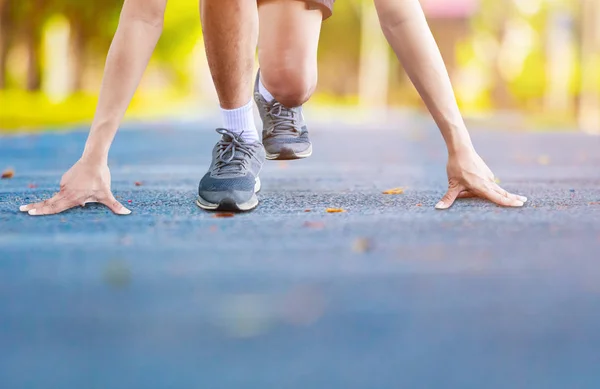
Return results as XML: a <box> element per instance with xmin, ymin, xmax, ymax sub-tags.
<box><xmin>265</xmin><ymin>101</ymin><xmax>301</xmax><ymax>137</ymax></box>
<box><xmin>214</xmin><ymin>128</ymin><xmax>255</xmax><ymax>177</ymax></box>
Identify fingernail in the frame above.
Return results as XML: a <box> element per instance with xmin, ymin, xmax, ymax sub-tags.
<box><xmin>19</xmin><ymin>205</ymin><xmax>28</xmax><ymax>212</ymax></box>
<box><xmin>516</xmin><ymin>201</ymin><xmax>524</xmax><ymax>207</ymax></box>
<box><xmin>28</xmin><ymin>209</ymin><xmax>37</xmax><ymax>215</ymax></box>
<box><xmin>122</xmin><ymin>209</ymin><xmax>132</xmax><ymax>215</ymax></box>
<box><xmin>435</xmin><ymin>201</ymin><xmax>445</xmax><ymax>209</ymax></box>
<box><xmin>519</xmin><ymin>196</ymin><xmax>528</xmax><ymax>202</ymax></box>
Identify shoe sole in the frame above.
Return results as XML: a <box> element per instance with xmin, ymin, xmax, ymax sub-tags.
<box><xmin>196</xmin><ymin>178</ymin><xmax>261</xmax><ymax>212</ymax></box>
<box><xmin>266</xmin><ymin>145</ymin><xmax>313</xmax><ymax>161</ymax></box>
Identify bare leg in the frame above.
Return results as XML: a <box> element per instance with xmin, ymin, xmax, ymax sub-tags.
<box><xmin>200</xmin><ymin>0</ymin><xmax>258</xmax><ymax>109</ymax></box>
<box><xmin>197</xmin><ymin>0</ymin><xmax>264</xmax><ymax>213</ymax></box>
<box><xmin>258</xmin><ymin>0</ymin><xmax>322</xmax><ymax>107</ymax></box>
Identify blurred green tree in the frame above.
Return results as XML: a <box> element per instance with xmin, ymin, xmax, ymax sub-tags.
<box><xmin>59</xmin><ymin>0</ymin><xmax>122</xmax><ymax>91</ymax></box>
<box><xmin>1</xmin><ymin>0</ymin><xmax>51</xmax><ymax>90</ymax></box>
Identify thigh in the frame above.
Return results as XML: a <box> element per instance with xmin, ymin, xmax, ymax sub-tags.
<box><xmin>305</xmin><ymin>0</ymin><xmax>335</xmax><ymax>20</ymax></box>
<box><xmin>257</xmin><ymin>0</ymin><xmax>322</xmax><ymax>81</ymax></box>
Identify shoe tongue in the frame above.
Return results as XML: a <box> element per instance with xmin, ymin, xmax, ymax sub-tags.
<box><xmin>278</xmin><ymin>108</ymin><xmax>294</xmax><ymax>118</ymax></box>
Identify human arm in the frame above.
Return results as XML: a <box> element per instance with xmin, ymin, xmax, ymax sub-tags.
<box><xmin>20</xmin><ymin>0</ymin><xmax>168</xmax><ymax>216</ymax></box>
<box><xmin>374</xmin><ymin>0</ymin><xmax>526</xmax><ymax>208</ymax></box>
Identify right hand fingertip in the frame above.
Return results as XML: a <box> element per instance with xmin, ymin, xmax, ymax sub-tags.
<box><xmin>435</xmin><ymin>201</ymin><xmax>449</xmax><ymax>210</ymax></box>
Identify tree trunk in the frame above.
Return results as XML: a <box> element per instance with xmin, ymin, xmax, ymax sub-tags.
<box><xmin>491</xmin><ymin>5</ymin><xmax>517</xmax><ymax>109</ymax></box>
<box><xmin>0</xmin><ymin>0</ymin><xmax>11</xmax><ymax>89</ymax></box>
<box><xmin>24</xmin><ymin>21</ymin><xmax>42</xmax><ymax>91</ymax></box>
<box><xmin>358</xmin><ymin>1</ymin><xmax>390</xmax><ymax>111</ymax></box>
<box><xmin>69</xmin><ymin>17</ymin><xmax>86</xmax><ymax>92</ymax></box>
<box><xmin>23</xmin><ymin>0</ymin><xmax>47</xmax><ymax>91</ymax></box>
<box><xmin>578</xmin><ymin>0</ymin><xmax>600</xmax><ymax>133</ymax></box>
<box><xmin>544</xmin><ymin>3</ymin><xmax>576</xmax><ymax>115</ymax></box>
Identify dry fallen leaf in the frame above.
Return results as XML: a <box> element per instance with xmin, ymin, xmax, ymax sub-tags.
<box><xmin>589</xmin><ymin>202</ymin><xmax>600</xmax><ymax>205</ymax></box>
<box><xmin>416</xmin><ymin>203</ymin><xmax>423</xmax><ymax>207</ymax></box>
<box><xmin>135</xmin><ymin>181</ymin><xmax>143</xmax><ymax>187</ymax></box>
<box><xmin>383</xmin><ymin>187</ymin><xmax>404</xmax><ymax>195</ymax></box>
<box><xmin>28</xmin><ymin>183</ymin><xmax>37</xmax><ymax>189</ymax></box>
<box><xmin>1</xmin><ymin>168</ymin><xmax>14</xmax><ymax>179</ymax></box>
<box><xmin>303</xmin><ymin>221</ymin><xmax>325</xmax><ymax>230</ymax></box>
<box><xmin>214</xmin><ymin>212</ymin><xmax>235</xmax><ymax>218</ymax></box>
<box><xmin>326</xmin><ymin>208</ymin><xmax>346</xmax><ymax>213</ymax></box>
<box><xmin>537</xmin><ymin>155</ymin><xmax>550</xmax><ymax>165</ymax></box>
<box><xmin>304</xmin><ymin>209</ymin><xmax>311</xmax><ymax>213</ymax></box>
<box><xmin>353</xmin><ymin>238</ymin><xmax>374</xmax><ymax>253</ymax></box>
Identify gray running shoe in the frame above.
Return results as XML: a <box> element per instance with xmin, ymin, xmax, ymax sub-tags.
<box><xmin>254</xmin><ymin>71</ymin><xmax>312</xmax><ymax>160</ymax></box>
<box><xmin>197</xmin><ymin>128</ymin><xmax>265</xmax><ymax>212</ymax></box>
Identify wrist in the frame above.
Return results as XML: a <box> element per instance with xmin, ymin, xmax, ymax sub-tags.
<box><xmin>442</xmin><ymin>124</ymin><xmax>475</xmax><ymax>157</ymax></box>
<box><xmin>447</xmin><ymin>138</ymin><xmax>475</xmax><ymax>158</ymax></box>
<box><xmin>81</xmin><ymin>145</ymin><xmax>109</xmax><ymax>165</ymax></box>
<box><xmin>82</xmin><ymin>121</ymin><xmax>118</xmax><ymax>164</ymax></box>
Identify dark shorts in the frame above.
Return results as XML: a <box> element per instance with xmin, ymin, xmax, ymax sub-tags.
<box><xmin>305</xmin><ymin>0</ymin><xmax>335</xmax><ymax>20</ymax></box>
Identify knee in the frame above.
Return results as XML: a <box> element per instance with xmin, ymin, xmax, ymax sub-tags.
<box><xmin>261</xmin><ymin>65</ymin><xmax>317</xmax><ymax>107</ymax></box>
<box><xmin>122</xmin><ymin>0</ymin><xmax>167</xmax><ymax>28</ymax></box>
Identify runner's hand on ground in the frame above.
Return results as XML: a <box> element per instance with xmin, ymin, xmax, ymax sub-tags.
<box><xmin>19</xmin><ymin>160</ymin><xmax>131</xmax><ymax>216</ymax></box>
<box><xmin>436</xmin><ymin>150</ymin><xmax>527</xmax><ymax>210</ymax></box>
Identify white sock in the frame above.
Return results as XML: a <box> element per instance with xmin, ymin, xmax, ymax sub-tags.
<box><xmin>220</xmin><ymin>100</ymin><xmax>259</xmax><ymax>143</ymax></box>
<box><xmin>258</xmin><ymin>75</ymin><xmax>275</xmax><ymax>102</ymax></box>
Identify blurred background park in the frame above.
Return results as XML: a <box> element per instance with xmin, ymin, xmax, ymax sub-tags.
<box><xmin>0</xmin><ymin>0</ymin><xmax>599</xmax><ymax>133</ymax></box>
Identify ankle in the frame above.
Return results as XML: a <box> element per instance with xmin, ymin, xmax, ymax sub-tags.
<box><xmin>220</xmin><ymin>100</ymin><xmax>259</xmax><ymax>143</ymax></box>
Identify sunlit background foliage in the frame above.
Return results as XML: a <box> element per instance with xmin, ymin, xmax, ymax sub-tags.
<box><xmin>0</xmin><ymin>0</ymin><xmax>598</xmax><ymax>131</ymax></box>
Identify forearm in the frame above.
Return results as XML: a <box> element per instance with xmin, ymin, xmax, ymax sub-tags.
<box><xmin>374</xmin><ymin>0</ymin><xmax>473</xmax><ymax>155</ymax></box>
<box><xmin>83</xmin><ymin>1</ymin><xmax>166</xmax><ymax>163</ymax></box>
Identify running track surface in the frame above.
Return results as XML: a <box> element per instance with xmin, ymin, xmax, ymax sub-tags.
<box><xmin>1</xmin><ymin>117</ymin><xmax>599</xmax><ymax>388</ymax></box>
